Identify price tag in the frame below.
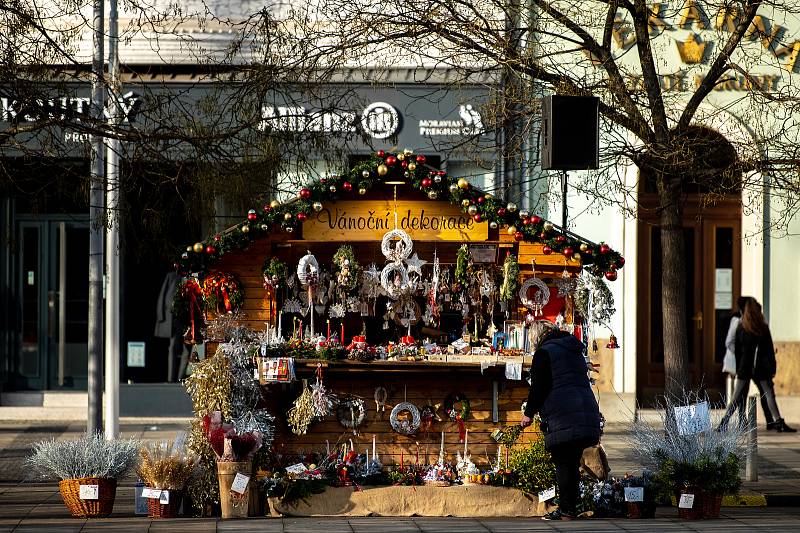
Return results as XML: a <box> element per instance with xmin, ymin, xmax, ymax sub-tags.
<box><xmin>538</xmin><ymin>486</ymin><xmax>556</xmax><ymax>502</ymax></box>
<box><xmin>230</xmin><ymin>473</ymin><xmax>250</xmax><ymax>495</ymax></box>
<box><xmin>678</xmin><ymin>493</ymin><xmax>695</xmax><ymax>509</ymax></box>
<box><xmin>285</xmin><ymin>463</ymin><xmax>307</xmax><ymax>475</ymax></box>
<box><xmin>674</xmin><ymin>401</ymin><xmax>711</xmax><ymax>436</ymax></box>
<box><xmin>141</xmin><ymin>488</ymin><xmax>162</xmax><ymax>499</ymax></box>
<box><xmin>79</xmin><ymin>484</ymin><xmax>99</xmax><ymax>500</ymax></box>
<box><xmin>159</xmin><ymin>490</ymin><xmax>170</xmax><ymax>504</ymax></box>
<box><xmin>624</xmin><ymin>487</ymin><xmax>644</xmax><ymax>502</ymax></box>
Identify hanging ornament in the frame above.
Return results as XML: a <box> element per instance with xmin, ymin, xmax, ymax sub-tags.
<box><xmin>374</xmin><ymin>387</ymin><xmax>388</xmax><ymax>412</ymax></box>
<box><xmin>282</xmin><ymin>298</ymin><xmax>302</xmax><ymax>314</ymax></box>
<box><xmin>542</xmin><ymin>245</ymin><xmax>552</xmax><ymax>255</ymax></box>
<box><xmin>381</xmin><ymin>229</ymin><xmax>413</xmax><ymax>262</ymax></box>
<box><xmin>287</xmin><ymin>379</ymin><xmax>315</xmax><ymax>435</ymax></box>
<box><xmin>467</xmin><ymin>205</ymin><xmax>478</xmax><ymax>216</ymax></box>
<box><xmin>205</xmin><ymin>245</ymin><xmax>216</xmax><ymax>255</ymax></box>
<box><xmin>377</xmin><ymin>164</ymin><xmax>388</xmax><ymax>176</ymax></box>
<box><xmin>606</xmin><ymin>334</ymin><xmax>620</xmax><ymax>349</ymax></box>
<box><xmin>193</xmin><ymin>242</ymin><xmax>204</xmax><ymax>253</ymax></box>
<box><xmin>310</xmin><ymin>365</ymin><xmax>336</xmax><ymax>419</ymax></box>
<box><xmin>297</xmin><ymin>212</ymin><xmax>308</xmax><ymax>222</ymax></box>
<box><xmin>390</xmin><ymin>402</ymin><xmax>422</xmax><ymax>436</ymax></box>
<box><xmin>449</xmin><ymin>183</ymin><xmax>458</xmax><ymax>193</ymax></box>
<box><xmin>300</xmin><ymin>188</ymin><xmax>312</xmax><ymax>199</ymax></box>
<box><xmin>270</xmin><ymin>200</ymin><xmax>280</xmax><ymax>209</ymax></box>
<box><xmin>555</xmin><ymin>270</ymin><xmax>576</xmax><ymax>299</ymax></box>
<box><xmin>342</xmin><ymin>181</ymin><xmax>353</xmax><ymax>192</ymax></box>
<box><xmin>328</xmin><ymin>303</ymin><xmax>346</xmax><ymax>318</ymax></box>
<box><xmin>457</xmin><ymin>178</ymin><xmax>469</xmax><ymax>189</ymax></box>
<box><xmin>337</xmin><ymin>397</ymin><xmax>366</xmax><ymax>431</ymax></box>
<box><xmin>359</xmin><ymin>188</ymin><xmax>367</xmax><ymax>195</ymax></box>
<box><xmin>434</xmin><ymin>175</ymin><xmax>442</xmax><ymax>184</ymax></box>
<box><xmin>297</xmin><ymin>252</ymin><xmax>319</xmax><ymax>286</ymax></box>
<box><xmin>489</xmin><ymin>221</ymin><xmax>498</xmax><ymax>229</ymax></box>
<box><xmin>500</xmin><ymin>254</ymin><xmax>519</xmax><ymax>302</ymax></box>
<box><xmin>605</xmin><ymin>270</ymin><xmax>618</xmax><ymax>281</ymax></box>
<box><xmin>428</xmin><ymin>190</ymin><xmax>438</xmax><ymax>200</ymax></box>
<box><xmin>507</xmin><ymin>225</ymin><xmax>517</xmax><ymax>235</ymax></box>
<box><xmin>241</xmin><ymin>224</ymin><xmax>250</xmax><ymax>233</ymax></box>
<box><xmin>519</xmin><ymin>277</ymin><xmax>550</xmax><ymax>316</ymax></box>
<box><xmin>381</xmin><ymin>263</ymin><xmax>410</xmax><ymax>299</ymax></box>
<box><xmin>247</xmin><ymin>210</ymin><xmax>257</xmax><ymax>221</ymax></box>
<box><xmin>507</xmin><ymin>202</ymin><xmax>518</xmax><ymax>212</ymax></box>
<box><xmin>313</xmin><ymin>201</ymin><xmax>323</xmax><ymax>212</ymax></box>
<box><xmin>406</xmin><ymin>253</ymin><xmax>427</xmax><ymax>276</ymax></box>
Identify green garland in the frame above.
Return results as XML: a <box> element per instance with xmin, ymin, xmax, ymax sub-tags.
<box><xmin>455</xmin><ymin>244</ymin><xmax>470</xmax><ymax>288</ymax></box>
<box><xmin>174</xmin><ymin>149</ymin><xmax>625</xmax><ymax>279</ymax></box>
<box><xmin>500</xmin><ymin>253</ymin><xmax>519</xmax><ymax>301</ymax></box>
<box><xmin>331</xmin><ymin>244</ymin><xmax>361</xmax><ymax>294</ymax></box>
<box><xmin>262</xmin><ymin>257</ymin><xmax>288</xmax><ymax>288</ymax></box>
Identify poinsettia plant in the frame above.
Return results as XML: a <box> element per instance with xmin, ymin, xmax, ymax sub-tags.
<box><xmin>203</xmin><ymin>411</ymin><xmax>263</xmax><ymax>462</ymax></box>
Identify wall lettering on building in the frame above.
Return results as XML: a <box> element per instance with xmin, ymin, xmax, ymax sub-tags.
<box><xmin>302</xmin><ymin>200</ymin><xmax>488</xmax><ymax>241</ymax></box>
<box><xmin>419</xmin><ymin>105</ymin><xmax>485</xmax><ymax>136</ymax></box>
<box><xmin>625</xmin><ymin>71</ymin><xmax>781</xmax><ymax>92</ymax></box>
<box><xmin>0</xmin><ymin>92</ymin><xmax>141</xmax><ymax>123</ymax></box>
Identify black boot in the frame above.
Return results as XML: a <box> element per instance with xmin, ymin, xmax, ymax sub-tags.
<box><xmin>766</xmin><ymin>420</ymin><xmax>780</xmax><ymax>431</ymax></box>
<box><xmin>777</xmin><ymin>419</ymin><xmax>797</xmax><ymax>433</ymax></box>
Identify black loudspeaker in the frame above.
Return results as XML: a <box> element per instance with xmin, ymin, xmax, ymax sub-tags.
<box><xmin>541</xmin><ymin>95</ymin><xmax>600</xmax><ymax>170</ymax></box>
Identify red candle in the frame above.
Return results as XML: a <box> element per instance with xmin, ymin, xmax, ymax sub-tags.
<box><xmin>505</xmin><ymin>445</ymin><xmax>509</xmax><ymax>468</ymax></box>
<box><xmin>327</xmin><ymin>320</ymin><xmax>331</xmax><ymax>341</ymax></box>
<box><xmin>341</xmin><ymin>323</ymin><xmax>345</xmax><ymax>345</ymax></box>
<box><xmin>299</xmin><ymin>321</ymin><xmax>303</xmax><ymax>340</ymax></box>
<box><xmin>400</xmin><ymin>451</ymin><xmax>404</xmax><ymax>469</ymax></box>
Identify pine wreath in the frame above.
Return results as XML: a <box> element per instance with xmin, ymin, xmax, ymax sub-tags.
<box><xmin>500</xmin><ymin>253</ymin><xmax>519</xmax><ymax>301</ymax></box>
<box><xmin>332</xmin><ymin>245</ymin><xmax>361</xmax><ymax>293</ymax></box>
<box><xmin>202</xmin><ymin>272</ymin><xmax>244</xmax><ymax>314</ymax></box>
<box><xmin>444</xmin><ymin>393</ymin><xmax>470</xmax><ymax>422</ymax></box>
<box><xmin>454</xmin><ymin>244</ymin><xmax>470</xmax><ymax>288</ymax></box>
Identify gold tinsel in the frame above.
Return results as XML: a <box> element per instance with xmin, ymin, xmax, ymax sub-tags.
<box><xmin>287</xmin><ymin>379</ymin><xmax>315</xmax><ymax>435</ymax></box>
<box><xmin>184</xmin><ymin>349</ymin><xmax>233</xmax><ymax>514</ymax></box>
<box><xmin>138</xmin><ymin>442</ymin><xmax>196</xmax><ymax>490</ymax></box>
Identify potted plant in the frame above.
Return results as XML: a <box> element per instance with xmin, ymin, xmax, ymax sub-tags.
<box><xmin>620</xmin><ymin>471</ymin><xmax>659</xmax><ymax>519</ymax></box>
<box><xmin>26</xmin><ymin>433</ymin><xmax>139</xmax><ymax>518</ymax></box>
<box><xmin>137</xmin><ymin>441</ymin><xmax>196</xmax><ymax>518</ymax></box>
<box><xmin>203</xmin><ymin>411</ymin><xmax>263</xmax><ymax>518</ymax></box>
<box><xmin>695</xmin><ymin>451</ymin><xmax>741</xmax><ymax>518</ymax></box>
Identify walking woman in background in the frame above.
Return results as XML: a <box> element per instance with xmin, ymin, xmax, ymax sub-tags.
<box><xmin>719</xmin><ymin>299</ymin><xmax>796</xmax><ymax>432</ymax></box>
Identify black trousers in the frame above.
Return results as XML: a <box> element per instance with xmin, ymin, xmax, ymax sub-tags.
<box><xmin>549</xmin><ymin>440</ymin><xmax>590</xmax><ymax>516</ymax></box>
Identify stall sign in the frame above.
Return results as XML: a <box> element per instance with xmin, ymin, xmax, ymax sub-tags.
<box><xmin>304</xmin><ymin>200</ymin><xmax>488</xmax><ymax>242</ymax></box>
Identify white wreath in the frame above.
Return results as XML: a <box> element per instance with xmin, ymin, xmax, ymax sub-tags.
<box><xmin>390</xmin><ymin>402</ymin><xmax>421</xmax><ymax>436</ymax></box>
<box><xmin>381</xmin><ymin>262</ymin><xmax>409</xmax><ymax>299</ymax></box>
<box><xmin>297</xmin><ymin>252</ymin><xmax>319</xmax><ymax>287</ymax></box>
<box><xmin>519</xmin><ymin>277</ymin><xmax>550</xmax><ymax>311</ymax></box>
<box><xmin>337</xmin><ymin>398</ymin><xmax>366</xmax><ymax>429</ymax></box>
<box><xmin>381</xmin><ymin>229</ymin><xmax>413</xmax><ymax>262</ymax></box>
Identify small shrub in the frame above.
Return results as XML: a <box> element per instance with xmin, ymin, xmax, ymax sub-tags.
<box><xmin>509</xmin><ymin>437</ymin><xmax>556</xmax><ymax>494</ymax></box>
<box><xmin>26</xmin><ymin>432</ymin><xmax>139</xmax><ymax>481</ymax></box>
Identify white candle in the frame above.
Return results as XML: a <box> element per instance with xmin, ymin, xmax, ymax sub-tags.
<box><xmin>350</xmin><ymin>439</ymin><xmax>354</xmax><ymax>452</ymax></box>
<box><xmin>440</xmin><ymin>430</ymin><xmax>445</xmax><ymax>463</ymax></box>
<box><xmin>464</xmin><ymin>429</ymin><xmax>468</xmax><ymax>457</ymax></box>
<box><xmin>278</xmin><ymin>311</ymin><xmax>282</xmax><ymax>339</ymax></box>
<box><xmin>326</xmin><ymin>439</ymin><xmax>330</xmax><ymax>456</ymax></box>
<box><xmin>372</xmin><ymin>435</ymin><xmax>376</xmax><ymax>460</ymax></box>
<box><xmin>366</xmin><ymin>448</ymin><xmax>370</xmax><ymax>465</ymax></box>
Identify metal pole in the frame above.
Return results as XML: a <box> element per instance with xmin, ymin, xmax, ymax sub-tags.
<box><xmin>561</xmin><ymin>170</ymin><xmax>568</xmax><ymax>230</ymax></box>
<box><xmin>104</xmin><ymin>0</ymin><xmax>120</xmax><ymax>440</ymax></box>
<box><xmin>746</xmin><ymin>394</ymin><xmax>758</xmax><ymax>481</ymax></box>
<box><xmin>58</xmin><ymin>223</ymin><xmax>67</xmax><ymax>387</ymax></box>
<box><xmin>87</xmin><ymin>0</ymin><xmax>105</xmax><ymax>434</ymax></box>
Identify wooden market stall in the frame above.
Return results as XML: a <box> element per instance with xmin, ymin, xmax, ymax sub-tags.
<box><xmin>175</xmin><ymin>150</ymin><xmax>624</xmax><ymax>516</ymax></box>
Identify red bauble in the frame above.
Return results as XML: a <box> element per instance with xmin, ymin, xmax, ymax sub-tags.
<box><xmin>297</xmin><ymin>212</ymin><xmax>308</xmax><ymax>222</ymax></box>
<box><xmin>247</xmin><ymin>210</ymin><xmax>258</xmax><ymax>221</ymax></box>
<box><xmin>262</xmin><ymin>204</ymin><xmax>271</xmax><ymax>213</ymax></box>
<box><xmin>385</xmin><ymin>155</ymin><xmax>397</xmax><ymax>166</ymax></box>
<box><xmin>377</xmin><ymin>150</ymin><xmax>386</xmax><ymax>158</ymax></box>
<box><xmin>556</xmin><ymin>235</ymin><xmax>566</xmax><ymax>243</ymax></box>
<box><xmin>416</xmin><ymin>155</ymin><xmax>426</xmax><ymax>164</ymax></box>
<box><xmin>514</xmin><ymin>231</ymin><xmax>524</xmax><ymax>241</ymax></box>
<box><xmin>401</xmin><ymin>160</ymin><xmax>408</xmax><ymax>168</ymax></box>
<box><xmin>205</xmin><ymin>245</ymin><xmax>216</xmax><ymax>255</ymax></box>
<box><xmin>605</xmin><ymin>270</ymin><xmax>618</xmax><ymax>281</ymax></box>
<box><xmin>497</xmin><ymin>207</ymin><xmax>507</xmax><ymax>217</ymax></box>
<box><xmin>342</xmin><ymin>181</ymin><xmax>353</xmax><ymax>192</ymax></box>
<box><xmin>616</xmin><ymin>256</ymin><xmax>626</xmax><ymax>268</ymax></box>
<box><xmin>542</xmin><ymin>245</ymin><xmax>553</xmax><ymax>255</ymax></box>
<box><xmin>477</xmin><ymin>196</ymin><xmax>485</xmax><ymax>204</ymax></box>
<box><xmin>531</xmin><ymin>215</ymin><xmax>542</xmax><ymax>225</ymax></box>
<box><xmin>562</xmin><ymin>247</ymin><xmax>574</xmax><ymax>258</ymax></box>
<box><xmin>214</xmin><ymin>234</ymin><xmax>221</xmax><ymax>242</ymax></box>
<box><xmin>421</xmin><ymin>178</ymin><xmax>432</xmax><ymax>188</ymax></box>
<box><xmin>473</xmin><ymin>213</ymin><xmax>482</xmax><ymax>222</ymax></box>
<box><xmin>600</xmin><ymin>244</ymin><xmax>611</xmax><ymax>254</ymax></box>
<box><xmin>522</xmin><ymin>217</ymin><xmax>531</xmax><ymax>226</ymax></box>
<box><xmin>539</xmin><ymin>232</ymin><xmax>547</xmax><ymax>239</ymax></box>
<box><xmin>438</xmin><ymin>170</ymin><xmax>447</xmax><ymax>176</ymax></box>
<box><xmin>300</xmin><ymin>187</ymin><xmax>312</xmax><ymax>199</ymax></box>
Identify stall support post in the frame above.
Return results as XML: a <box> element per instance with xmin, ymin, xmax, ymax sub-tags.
<box><xmin>492</xmin><ymin>380</ymin><xmax>499</xmax><ymax>423</ymax></box>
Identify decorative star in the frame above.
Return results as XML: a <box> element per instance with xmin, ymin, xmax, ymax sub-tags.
<box><xmin>555</xmin><ymin>274</ymin><xmax>576</xmax><ymax>299</ymax></box>
<box><xmin>365</xmin><ymin>263</ymin><xmax>380</xmax><ymax>281</ymax></box>
<box><xmin>405</xmin><ymin>253</ymin><xmax>427</xmax><ymax>276</ymax></box>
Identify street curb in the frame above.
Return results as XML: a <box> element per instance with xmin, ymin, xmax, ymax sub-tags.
<box><xmin>764</xmin><ymin>494</ymin><xmax>800</xmax><ymax>507</ymax></box>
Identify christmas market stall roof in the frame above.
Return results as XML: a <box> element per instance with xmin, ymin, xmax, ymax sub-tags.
<box><xmin>174</xmin><ymin>149</ymin><xmax>625</xmax><ymax>278</ymax></box>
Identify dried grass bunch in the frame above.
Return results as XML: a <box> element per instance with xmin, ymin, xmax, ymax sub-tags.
<box><xmin>138</xmin><ymin>441</ymin><xmax>197</xmax><ymax>490</ymax></box>
<box><xmin>26</xmin><ymin>432</ymin><xmax>139</xmax><ymax>481</ymax></box>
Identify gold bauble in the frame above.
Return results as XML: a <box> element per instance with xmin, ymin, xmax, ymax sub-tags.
<box><xmin>485</xmin><ymin>193</ymin><xmax>494</xmax><ymax>200</ymax></box>
<box><xmin>507</xmin><ymin>202</ymin><xmax>518</xmax><ymax>212</ymax></box>
<box><xmin>403</xmin><ymin>148</ymin><xmax>413</xmax><ymax>155</ymax></box>
<box><xmin>270</xmin><ymin>200</ymin><xmax>280</xmax><ymax>209</ymax></box>
<box><xmin>377</xmin><ymin>164</ymin><xmax>389</xmax><ymax>176</ymax></box>
<box><xmin>408</xmin><ymin>162</ymin><xmax>417</xmax><ymax>171</ymax></box>
<box><xmin>312</xmin><ymin>201</ymin><xmax>323</xmax><ymax>212</ymax></box>
<box><xmin>462</xmin><ymin>199</ymin><xmax>471</xmax><ymax>207</ymax></box>
<box><xmin>543</xmin><ymin>221</ymin><xmax>554</xmax><ymax>232</ymax></box>
<box><xmin>186</xmin><ymin>246</ymin><xmax>193</xmax><ymax>253</ymax></box>
<box><xmin>397</xmin><ymin>153</ymin><xmax>405</xmax><ymax>161</ymax></box>
<box><xmin>467</xmin><ymin>205</ymin><xmax>478</xmax><ymax>216</ymax></box>
<box><xmin>428</xmin><ymin>190</ymin><xmax>438</xmax><ymax>200</ymax></box>
<box><xmin>284</xmin><ymin>212</ymin><xmax>293</xmax><ymax>221</ymax></box>
<box><xmin>457</xmin><ymin>178</ymin><xmax>469</xmax><ymax>189</ymax></box>
<box><xmin>507</xmin><ymin>225</ymin><xmax>517</xmax><ymax>235</ymax></box>
<box><xmin>359</xmin><ymin>188</ymin><xmax>367</xmax><ymax>195</ymax></box>
<box><xmin>241</xmin><ymin>224</ymin><xmax>250</xmax><ymax>233</ymax></box>
<box><xmin>572</xmin><ymin>252</ymin><xmax>582</xmax><ymax>261</ymax></box>
<box><xmin>192</xmin><ymin>243</ymin><xmax>203</xmax><ymax>253</ymax></box>
<box><xmin>580</xmin><ymin>243</ymin><xmax>589</xmax><ymax>252</ymax></box>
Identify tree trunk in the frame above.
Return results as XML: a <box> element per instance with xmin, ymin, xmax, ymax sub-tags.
<box><xmin>660</xmin><ymin>190</ymin><xmax>690</xmax><ymax>399</ymax></box>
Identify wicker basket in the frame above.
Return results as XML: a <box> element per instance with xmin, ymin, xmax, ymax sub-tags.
<box><xmin>702</xmin><ymin>492</ymin><xmax>722</xmax><ymax>519</ymax></box>
<box><xmin>626</xmin><ymin>501</ymin><xmax>656</xmax><ymax>519</ymax></box>
<box><xmin>146</xmin><ymin>489</ymin><xmax>183</xmax><ymax>518</ymax></box>
<box><xmin>59</xmin><ymin>477</ymin><xmax>117</xmax><ymax>518</ymax></box>
<box><xmin>676</xmin><ymin>488</ymin><xmax>703</xmax><ymax>520</ymax></box>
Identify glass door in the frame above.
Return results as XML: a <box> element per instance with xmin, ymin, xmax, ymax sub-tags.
<box><xmin>13</xmin><ymin>219</ymin><xmax>88</xmax><ymax>390</ymax></box>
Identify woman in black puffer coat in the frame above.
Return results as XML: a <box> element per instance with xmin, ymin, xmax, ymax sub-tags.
<box><xmin>521</xmin><ymin>321</ymin><xmax>601</xmax><ymax>520</ymax></box>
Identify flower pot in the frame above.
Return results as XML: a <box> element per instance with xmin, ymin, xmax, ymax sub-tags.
<box><xmin>59</xmin><ymin>477</ymin><xmax>117</xmax><ymax>518</ymax></box>
<box><xmin>627</xmin><ymin>501</ymin><xmax>656</xmax><ymax>519</ymax></box>
<box><xmin>146</xmin><ymin>489</ymin><xmax>184</xmax><ymax>518</ymax></box>
<box><xmin>676</xmin><ymin>487</ymin><xmax>703</xmax><ymax>520</ymax></box>
<box><xmin>217</xmin><ymin>460</ymin><xmax>252</xmax><ymax>518</ymax></box>
<box><xmin>702</xmin><ymin>492</ymin><xmax>723</xmax><ymax>519</ymax></box>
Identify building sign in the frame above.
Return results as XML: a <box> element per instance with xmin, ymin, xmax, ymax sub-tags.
<box><xmin>0</xmin><ymin>91</ymin><xmax>142</xmax><ymax>123</ymax></box>
<box><xmin>609</xmin><ymin>1</ymin><xmax>800</xmax><ymax>91</ymax></box>
<box><xmin>302</xmin><ymin>200</ymin><xmax>488</xmax><ymax>242</ymax></box>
